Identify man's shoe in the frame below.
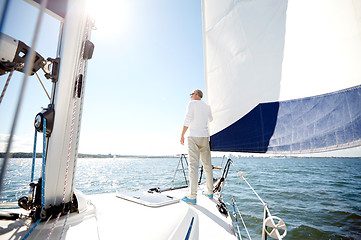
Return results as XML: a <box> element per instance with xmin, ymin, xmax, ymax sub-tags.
<box><xmin>202</xmin><ymin>191</ymin><xmax>213</xmax><ymax>199</ymax></box>
<box><xmin>181</xmin><ymin>196</ymin><xmax>197</xmax><ymax>205</ymax></box>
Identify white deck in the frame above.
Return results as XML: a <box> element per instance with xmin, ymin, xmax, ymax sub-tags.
<box><xmin>0</xmin><ymin>186</ymin><xmax>237</xmax><ymax>239</ymax></box>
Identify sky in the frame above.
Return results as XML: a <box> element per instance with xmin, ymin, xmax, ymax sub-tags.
<box><xmin>0</xmin><ymin>0</ymin><xmax>360</xmax><ymax>157</ymax></box>
<box><xmin>0</xmin><ymin>0</ymin><xmax>204</xmax><ymax>156</ymax></box>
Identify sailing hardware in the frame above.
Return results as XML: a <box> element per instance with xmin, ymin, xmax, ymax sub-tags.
<box><xmin>34</xmin><ymin>104</ymin><xmax>55</xmax><ymax>137</ymax></box>
<box><xmin>44</xmin><ymin>57</ymin><xmax>60</xmax><ymax>82</ymax></box>
<box><xmin>75</xmin><ymin>74</ymin><xmax>83</xmax><ymax>98</ymax></box>
<box><xmin>213</xmin><ymin>158</ymin><xmax>232</xmax><ymax>193</ymax></box>
<box><xmin>263</xmin><ymin>216</ymin><xmax>287</xmax><ymax>239</ymax></box>
<box><xmin>38</xmin><ymin>195</ymin><xmax>78</xmax><ymax>221</ymax></box>
<box><xmin>216</xmin><ymin>199</ymin><xmax>229</xmax><ymax>217</ymax></box>
<box><xmin>198</xmin><ymin>165</ymin><xmax>203</xmax><ymax>184</ymax></box>
<box><xmin>172</xmin><ymin>154</ymin><xmax>188</xmax><ymax>185</ymax></box>
<box><xmin>0</xmin><ymin>212</ymin><xmax>20</xmax><ymax>220</ymax></box>
<box><xmin>83</xmin><ymin>40</ymin><xmax>95</xmax><ymax>60</ymax></box>
<box><xmin>0</xmin><ymin>33</ymin><xmax>46</xmax><ymax>76</ymax></box>
<box><xmin>19</xmin><ymin>117</ymin><xmax>47</xmax><ymax>220</ymax></box>
<box><xmin>18</xmin><ymin>178</ymin><xmax>42</xmax><ymax>212</ymax></box>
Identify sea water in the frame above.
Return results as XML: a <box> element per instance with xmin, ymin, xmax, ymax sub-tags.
<box><xmin>1</xmin><ymin>157</ymin><xmax>360</xmax><ymax>239</ymax></box>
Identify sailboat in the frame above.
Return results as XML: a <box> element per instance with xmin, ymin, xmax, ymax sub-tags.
<box><xmin>0</xmin><ymin>0</ymin><xmax>360</xmax><ymax>239</ymax></box>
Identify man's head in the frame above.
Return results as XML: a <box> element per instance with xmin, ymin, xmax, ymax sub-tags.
<box><xmin>190</xmin><ymin>89</ymin><xmax>203</xmax><ymax>100</ymax></box>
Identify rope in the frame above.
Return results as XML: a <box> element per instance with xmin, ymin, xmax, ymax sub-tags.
<box><xmin>0</xmin><ymin>0</ymin><xmax>47</xmax><ymax>200</ymax></box>
<box><xmin>58</xmin><ymin>211</ymin><xmax>70</xmax><ymax>240</ymax></box>
<box><xmin>41</xmin><ymin>118</ymin><xmax>46</xmax><ymax>207</ymax></box>
<box><xmin>238</xmin><ymin>171</ymin><xmax>272</xmax><ymax>217</ymax></box>
<box><xmin>32</xmin><ymin>214</ymin><xmax>53</xmax><ymax>240</ymax></box>
<box><xmin>231</xmin><ymin>198</ymin><xmax>252</xmax><ymax>240</ymax></box>
<box><xmin>22</xmin><ymin>219</ymin><xmax>41</xmax><ymax>240</ymax></box>
<box><xmin>23</xmin><ymin>116</ymin><xmax>47</xmax><ymax>240</ymax></box>
<box><xmin>35</xmin><ymin>72</ymin><xmax>51</xmax><ymax>100</ymax></box>
<box><xmin>31</xmin><ymin>129</ymin><xmax>38</xmax><ymax>182</ymax></box>
<box><xmin>46</xmin><ymin>212</ymin><xmax>61</xmax><ymax>240</ymax></box>
<box><xmin>240</xmin><ymin>174</ymin><xmax>266</xmax><ymax>207</ymax></box>
<box><xmin>231</xmin><ymin>161</ymin><xmax>268</xmax><ymax>208</ymax></box>
<box><xmin>0</xmin><ymin>70</ymin><xmax>14</xmax><ymax>104</ymax></box>
<box><xmin>231</xmin><ymin>201</ymin><xmax>242</xmax><ymax>239</ymax></box>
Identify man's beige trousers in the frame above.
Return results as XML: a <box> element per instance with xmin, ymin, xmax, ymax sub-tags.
<box><xmin>187</xmin><ymin>136</ymin><xmax>213</xmax><ymax>199</ymax></box>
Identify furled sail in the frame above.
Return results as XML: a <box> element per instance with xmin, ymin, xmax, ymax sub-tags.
<box><xmin>202</xmin><ymin>0</ymin><xmax>361</xmax><ymax>153</ymax></box>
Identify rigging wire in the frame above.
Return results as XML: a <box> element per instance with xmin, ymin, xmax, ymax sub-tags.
<box><xmin>230</xmin><ymin>198</ymin><xmax>252</xmax><ymax>240</ymax></box>
<box><xmin>227</xmin><ymin>161</ymin><xmax>278</xmax><ymax>240</ymax></box>
<box><xmin>35</xmin><ymin>72</ymin><xmax>51</xmax><ymax>100</ymax></box>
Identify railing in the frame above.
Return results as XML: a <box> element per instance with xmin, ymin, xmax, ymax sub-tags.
<box><xmin>171</xmin><ymin>154</ymin><xmax>223</xmax><ymax>187</ymax></box>
<box><xmin>172</xmin><ymin>154</ymin><xmax>189</xmax><ymax>185</ymax></box>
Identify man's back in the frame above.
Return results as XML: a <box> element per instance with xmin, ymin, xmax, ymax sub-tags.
<box><xmin>184</xmin><ymin>100</ymin><xmax>213</xmax><ymax>137</ymax></box>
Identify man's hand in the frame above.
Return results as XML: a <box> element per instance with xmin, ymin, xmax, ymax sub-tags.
<box><xmin>180</xmin><ymin>126</ymin><xmax>188</xmax><ymax>145</ymax></box>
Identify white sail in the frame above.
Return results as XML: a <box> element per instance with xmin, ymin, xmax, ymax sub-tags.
<box><xmin>280</xmin><ymin>0</ymin><xmax>361</xmax><ymax>101</ymax></box>
<box><xmin>202</xmin><ymin>0</ymin><xmax>361</xmax><ymax>153</ymax></box>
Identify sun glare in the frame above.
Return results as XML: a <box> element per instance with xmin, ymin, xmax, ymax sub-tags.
<box><xmin>86</xmin><ymin>0</ymin><xmax>130</xmax><ymax>35</ymax></box>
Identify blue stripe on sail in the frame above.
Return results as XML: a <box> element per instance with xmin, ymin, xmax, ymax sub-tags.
<box><xmin>210</xmin><ymin>84</ymin><xmax>361</xmax><ymax>153</ymax></box>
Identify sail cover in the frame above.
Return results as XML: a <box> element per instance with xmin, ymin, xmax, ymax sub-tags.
<box><xmin>202</xmin><ymin>0</ymin><xmax>361</xmax><ymax>153</ymax></box>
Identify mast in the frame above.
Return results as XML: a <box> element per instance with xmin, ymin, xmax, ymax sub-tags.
<box><xmin>42</xmin><ymin>0</ymin><xmax>94</xmax><ymax>213</ymax></box>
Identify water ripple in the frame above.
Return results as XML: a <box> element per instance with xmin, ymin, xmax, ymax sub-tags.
<box><xmin>1</xmin><ymin>157</ymin><xmax>361</xmax><ymax>239</ymax></box>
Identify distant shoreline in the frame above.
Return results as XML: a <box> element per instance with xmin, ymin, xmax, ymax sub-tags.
<box><xmin>0</xmin><ymin>152</ymin><xmax>179</xmax><ymax>159</ymax></box>
<box><xmin>1</xmin><ymin>152</ymin><xmax>359</xmax><ymax>159</ymax></box>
